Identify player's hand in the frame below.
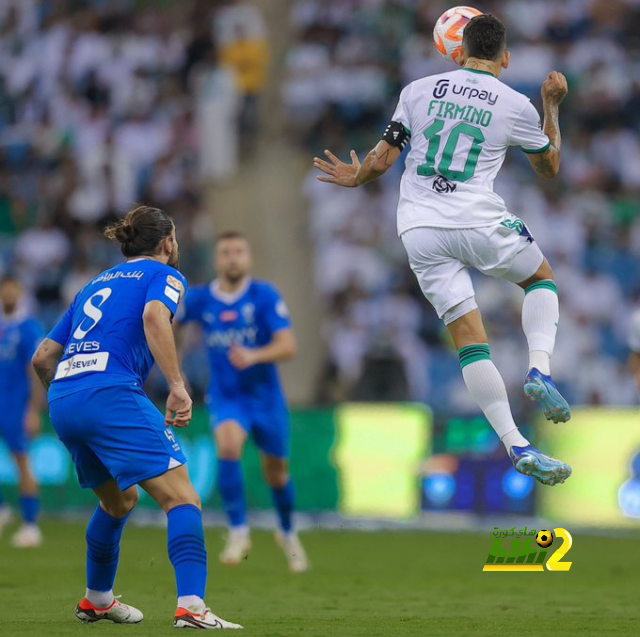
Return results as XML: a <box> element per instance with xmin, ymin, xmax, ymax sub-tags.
<box><xmin>313</xmin><ymin>150</ymin><xmax>361</xmax><ymax>187</ymax></box>
<box><xmin>24</xmin><ymin>407</ymin><xmax>40</xmax><ymax>439</ymax></box>
<box><xmin>166</xmin><ymin>382</ymin><xmax>192</xmax><ymax>428</ymax></box>
<box><xmin>541</xmin><ymin>71</ymin><xmax>568</xmax><ymax>106</ymax></box>
<box><xmin>228</xmin><ymin>344</ymin><xmax>258</xmax><ymax>370</ymax></box>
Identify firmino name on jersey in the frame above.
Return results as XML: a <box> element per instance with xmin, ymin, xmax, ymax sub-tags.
<box><xmin>427</xmin><ymin>100</ymin><xmax>493</xmax><ymax>128</ymax></box>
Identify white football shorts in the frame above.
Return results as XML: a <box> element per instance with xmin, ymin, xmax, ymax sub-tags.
<box><xmin>401</xmin><ymin>217</ymin><xmax>544</xmax><ymax>325</ymax></box>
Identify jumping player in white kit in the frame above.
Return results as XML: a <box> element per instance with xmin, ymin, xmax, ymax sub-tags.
<box><xmin>314</xmin><ymin>14</ymin><xmax>571</xmax><ymax>486</ymax></box>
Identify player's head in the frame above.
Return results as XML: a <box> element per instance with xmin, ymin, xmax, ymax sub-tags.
<box><xmin>104</xmin><ymin>205</ymin><xmax>179</xmax><ymax>267</ymax></box>
<box><xmin>0</xmin><ymin>275</ymin><xmax>22</xmax><ymax>314</ymax></box>
<box><xmin>214</xmin><ymin>231</ymin><xmax>252</xmax><ymax>284</ymax></box>
<box><xmin>462</xmin><ymin>14</ymin><xmax>509</xmax><ymax>68</ymax></box>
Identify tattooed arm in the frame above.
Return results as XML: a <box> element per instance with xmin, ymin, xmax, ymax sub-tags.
<box><xmin>313</xmin><ymin>141</ymin><xmax>402</xmax><ymax>188</ymax></box>
<box><xmin>32</xmin><ymin>338</ymin><xmax>64</xmax><ymax>390</ymax></box>
<box><xmin>527</xmin><ymin>71</ymin><xmax>568</xmax><ymax>179</ymax></box>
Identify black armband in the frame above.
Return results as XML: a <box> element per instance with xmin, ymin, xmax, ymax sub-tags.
<box><xmin>382</xmin><ymin>121</ymin><xmax>411</xmax><ymax>150</ymax></box>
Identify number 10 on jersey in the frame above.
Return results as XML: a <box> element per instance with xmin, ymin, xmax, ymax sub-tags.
<box><xmin>418</xmin><ymin>119</ymin><xmax>485</xmax><ymax>183</ymax></box>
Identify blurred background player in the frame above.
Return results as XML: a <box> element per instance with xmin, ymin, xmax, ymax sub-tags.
<box><xmin>313</xmin><ymin>15</ymin><xmax>571</xmax><ymax>486</ymax></box>
<box><xmin>31</xmin><ymin>207</ymin><xmax>241</xmax><ymax>629</ymax></box>
<box><xmin>628</xmin><ymin>309</ymin><xmax>640</xmax><ymax>391</ymax></box>
<box><xmin>0</xmin><ymin>276</ymin><xmax>44</xmax><ymax>547</ymax></box>
<box><xmin>176</xmin><ymin>231</ymin><xmax>308</xmax><ymax>573</ymax></box>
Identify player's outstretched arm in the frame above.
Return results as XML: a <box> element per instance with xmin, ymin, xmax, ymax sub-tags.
<box><xmin>32</xmin><ymin>338</ymin><xmax>64</xmax><ymax>390</ymax></box>
<box><xmin>527</xmin><ymin>71</ymin><xmax>568</xmax><ymax>179</ymax></box>
<box><xmin>143</xmin><ymin>300</ymin><xmax>192</xmax><ymax>428</ymax></box>
<box><xmin>314</xmin><ymin>140</ymin><xmax>402</xmax><ymax>188</ymax></box>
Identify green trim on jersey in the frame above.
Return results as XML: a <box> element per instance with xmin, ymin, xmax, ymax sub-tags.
<box><xmin>459</xmin><ymin>68</ymin><xmax>496</xmax><ymax>77</ymax></box>
<box><xmin>458</xmin><ymin>344</ymin><xmax>491</xmax><ymax>369</ymax></box>
<box><xmin>522</xmin><ymin>141</ymin><xmax>551</xmax><ymax>155</ymax></box>
<box><xmin>403</xmin><ymin>125</ymin><xmax>412</xmax><ymax>136</ymax></box>
<box><xmin>525</xmin><ymin>280</ymin><xmax>558</xmax><ymax>296</ymax></box>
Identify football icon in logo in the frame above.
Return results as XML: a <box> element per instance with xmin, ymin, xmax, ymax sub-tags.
<box><xmin>536</xmin><ymin>530</ymin><xmax>554</xmax><ymax>548</ymax></box>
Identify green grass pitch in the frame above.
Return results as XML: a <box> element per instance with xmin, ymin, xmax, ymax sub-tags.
<box><xmin>1</xmin><ymin>520</ymin><xmax>639</xmax><ymax>636</ymax></box>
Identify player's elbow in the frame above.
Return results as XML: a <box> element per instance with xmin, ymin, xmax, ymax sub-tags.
<box><xmin>32</xmin><ymin>346</ymin><xmax>52</xmax><ymax>373</ymax></box>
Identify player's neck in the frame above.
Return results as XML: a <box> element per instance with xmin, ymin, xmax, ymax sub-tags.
<box><xmin>463</xmin><ymin>58</ymin><xmax>501</xmax><ymax>78</ymax></box>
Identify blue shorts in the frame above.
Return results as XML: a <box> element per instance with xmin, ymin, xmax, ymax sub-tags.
<box><xmin>211</xmin><ymin>401</ymin><xmax>289</xmax><ymax>458</ymax></box>
<box><xmin>0</xmin><ymin>407</ymin><xmax>28</xmax><ymax>454</ymax></box>
<box><xmin>49</xmin><ymin>383</ymin><xmax>186</xmax><ymax>491</ymax></box>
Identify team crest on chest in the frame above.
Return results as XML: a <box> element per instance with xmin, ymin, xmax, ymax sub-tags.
<box><xmin>241</xmin><ymin>304</ymin><xmax>255</xmax><ymax>324</ymax></box>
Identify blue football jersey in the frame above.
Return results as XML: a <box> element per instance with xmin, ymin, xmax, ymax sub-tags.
<box><xmin>0</xmin><ymin>313</ymin><xmax>43</xmax><ymax>410</ymax></box>
<box><xmin>47</xmin><ymin>259</ymin><xmax>187</xmax><ymax>399</ymax></box>
<box><xmin>178</xmin><ymin>279</ymin><xmax>290</xmax><ymax>406</ymax></box>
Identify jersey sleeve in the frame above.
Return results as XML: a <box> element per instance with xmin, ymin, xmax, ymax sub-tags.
<box><xmin>629</xmin><ymin>311</ymin><xmax>640</xmax><ymax>352</ymax></box>
<box><xmin>510</xmin><ymin>101</ymin><xmax>551</xmax><ymax>154</ymax></box>
<box><xmin>260</xmin><ymin>285</ymin><xmax>292</xmax><ymax>336</ymax></box>
<box><xmin>389</xmin><ymin>84</ymin><xmax>412</xmax><ymax>135</ymax></box>
<box><xmin>47</xmin><ymin>302</ymin><xmax>75</xmax><ymax>346</ymax></box>
<box><xmin>146</xmin><ymin>268</ymin><xmax>188</xmax><ymax>317</ymax></box>
<box><xmin>175</xmin><ymin>288</ymin><xmax>202</xmax><ymax>324</ymax></box>
<box><xmin>19</xmin><ymin>320</ymin><xmax>44</xmax><ymax>366</ymax></box>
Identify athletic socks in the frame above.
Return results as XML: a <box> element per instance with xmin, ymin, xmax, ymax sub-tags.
<box><xmin>217</xmin><ymin>459</ymin><xmax>246</xmax><ymax>528</ymax></box>
<box><xmin>85</xmin><ymin>506</ymin><xmax>130</xmax><ymax>607</ymax></box>
<box><xmin>19</xmin><ymin>495</ymin><xmax>39</xmax><ymax>525</ymax></box>
<box><xmin>271</xmin><ymin>480</ymin><xmax>295</xmax><ymax>534</ymax></box>
<box><xmin>167</xmin><ymin>504</ymin><xmax>207</xmax><ymax>610</ymax></box>
<box><xmin>522</xmin><ymin>280</ymin><xmax>559</xmax><ymax>376</ymax></box>
<box><xmin>459</xmin><ymin>344</ymin><xmax>529</xmax><ymax>451</ymax></box>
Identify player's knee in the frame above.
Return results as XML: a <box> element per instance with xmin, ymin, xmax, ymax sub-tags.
<box><xmin>264</xmin><ymin>466</ymin><xmax>289</xmax><ymax>489</ymax></box>
<box><xmin>159</xmin><ymin>486</ymin><xmax>201</xmax><ymax>513</ymax></box>
<box><xmin>216</xmin><ymin>444</ymin><xmax>242</xmax><ymax>461</ymax></box>
<box><xmin>104</xmin><ymin>489</ymin><xmax>138</xmax><ymax>518</ymax></box>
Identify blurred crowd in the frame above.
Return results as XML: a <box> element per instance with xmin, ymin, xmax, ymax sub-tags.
<box><xmin>0</xmin><ymin>0</ymin><xmax>268</xmax><ymax>334</ymax></box>
<box><xmin>285</xmin><ymin>0</ymin><xmax>640</xmax><ymax>409</ymax></box>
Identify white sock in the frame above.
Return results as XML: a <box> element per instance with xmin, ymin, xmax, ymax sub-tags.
<box><xmin>85</xmin><ymin>588</ymin><xmax>115</xmax><ymax>609</ymax></box>
<box><xmin>522</xmin><ymin>282</ymin><xmax>559</xmax><ymax>376</ymax></box>
<box><xmin>177</xmin><ymin>595</ymin><xmax>206</xmax><ymax>613</ymax></box>
<box><xmin>460</xmin><ymin>349</ymin><xmax>529</xmax><ymax>452</ymax></box>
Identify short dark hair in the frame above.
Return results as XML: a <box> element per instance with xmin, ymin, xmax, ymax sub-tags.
<box><xmin>104</xmin><ymin>206</ymin><xmax>174</xmax><ymax>258</ymax></box>
<box><xmin>0</xmin><ymin>274</ymin><xmax>20</xmax><ymax>287</ymax></box>
<box><xmin>214</xmin><ymin>230</ymin><xmax>248</xmax><ymax>246</ymax></box>
<box><xmin>462</xmin><ymin>14</ymin><xmax>507</xmax><ymax>62</ymax></box>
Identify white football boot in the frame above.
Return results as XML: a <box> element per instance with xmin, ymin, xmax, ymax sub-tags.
<box><xmin>75</xmin><ymin>597</ymin><xmax>143</xmax><ymax>624</ymax></box>
<box><xmin>174</xmin><ymin>607</ymin><xmax>243</xmax><ymax>629</ymax></box>
<box><xmin>11</xmin><ymin>524</ymin><xmax>42</xmax><ymax>548</ymax></box>
<box><xmin>275</xmin><ymin>530</ymin><xmax>309</xmax><ymax>573</ymax></box>
<box><xmin>219</xmin><ymin>527</ymin><xmax>251</xmax><ymax>566</ymax></box>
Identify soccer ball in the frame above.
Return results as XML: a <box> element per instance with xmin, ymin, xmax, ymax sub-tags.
<box><xmin>535</xmin><ymin>530</ymin><xmax>554</xmax><ymax>548</ymax></box>
<box><xmin>433</xmin><ymin>6</ymin><xmax>483</xmax><ymax>66</ymax></box>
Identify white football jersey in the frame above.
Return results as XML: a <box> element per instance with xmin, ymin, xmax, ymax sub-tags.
<box><xmin>391</xmin><ymin>68</ymin><xmax>550</xmax><ymax>234</ymax></box>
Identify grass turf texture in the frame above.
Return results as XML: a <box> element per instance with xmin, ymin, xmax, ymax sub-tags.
<box><xmin>0</xmin><ymin>521</ymin><xmax>639</xmax><ymax>636</ymax></box>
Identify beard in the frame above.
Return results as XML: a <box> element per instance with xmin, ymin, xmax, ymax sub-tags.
<box><xmin>224</xmin><ymin>268</ymin><xmax>246</xmax><ymax>284</ymax></box>
<box><xmin>168</xmin><ymin>248</ymin><xmax>180</xmax><ymax>268</ymax></box>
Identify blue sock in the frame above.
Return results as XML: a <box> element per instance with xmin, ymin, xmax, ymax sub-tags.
<box><xmin>271</xmin><ymin>480</ymin><xmax>295</xmax><ymax>533</ymax></box>
<box><xmin>19</xmin><ymin>495</ymin><xmax>40</xmax><ymax>525</ymax></box>
<box><xmin>217</xmin><ymin>459</ymin><xmax>246</xmax><ymax>528</ymax></box>
<box><xmin>167</xmin><ymin>504</ymin><xmax>207</xmax><ymax>598</ymax></box>
<box><xmin>86</xmin><ymin>506</ymin><xmax>129</xmax><ymax>592</ymax></box>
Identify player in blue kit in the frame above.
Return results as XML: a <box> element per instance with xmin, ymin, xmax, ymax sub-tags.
<box><xmin>177</xmin><ymin>232</ymin><xmax>308</xmax><ymax>573</ymax></box>
<box><xmin>0</xmin><ymin>276</ymin><xmax>44</xmax><ymax>548</ymax></box>
<box><xmin>31</xmin><ymin>207</ymin><xmax>241</xmax><ymax>630</ymax></box>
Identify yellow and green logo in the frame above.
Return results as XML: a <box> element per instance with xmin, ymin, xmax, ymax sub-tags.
<box><xmin>483</xmin><ymin>527</ymin><xmax>572</xmax><ymax>572</ymax></box>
